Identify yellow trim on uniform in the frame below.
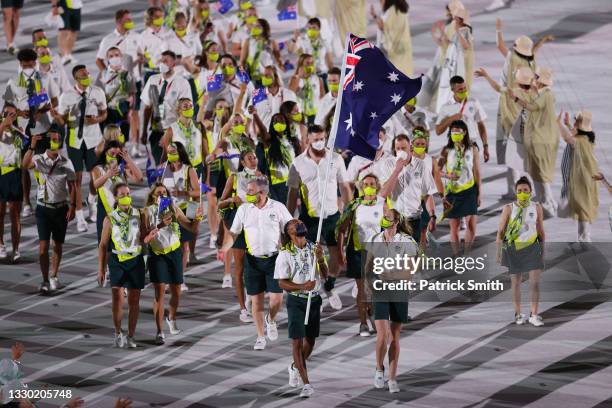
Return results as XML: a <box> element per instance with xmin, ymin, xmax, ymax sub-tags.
<box><xmin>98</xmin><ymin>188</ymin><xmax>113</xmax><ymax>214</ymax></box>
<box><xmin>299</xmin><ymin>182</ymin><xmax>317</xmax><ymax>218</ymax></box>
<box><xmin>0</xmin><ymin>167</ymin><xmax>17</xmax><ymax>175</ymax></box>
<box><xmin>151</xmin><ymin>239</ymin><xmax>181</xmax><ymax>256</ymax></box>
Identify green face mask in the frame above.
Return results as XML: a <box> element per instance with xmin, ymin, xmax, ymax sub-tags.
<box><xmin>167</xmin><ymin>152</ymin><xmax>180</xmax><ymax>163</ymax></box>
<box><xmin>208</xmin><ymin>52</ymin><xmax>219</xmax><ymax>62</ymax></box>
<box><xmin>49</xmin><ymin>140</ymin><xmax>61</xmax><ymax>151</ymax></box>
<box><xmin>117</xmin><ymin>196</ymin><xmax>132</xmax><ymax>207</ymax></box>
<box><xmin>123</xmin><ymin>21</ymin><xmax>135</xmax><ymax>30</ymax></box>
<box><xmin>245</xmin><ymin>16</ymin><xmax>257</xmax><ymax>25</ymax></box>
<box><xmin>152</xmin><ymin>17</ymin><xmax>164</xmax><ymax>27</ymax></box>
<box><xmin>35</xmin><ymin>38</ymin><xmax>49</xmax><ymax>47</ymax></box>
<box><xmin>182</xmin><ymin>108</ymin><xmax>194</xmax><ymax>118</ymax></box>
<box><xmin>201</xmin><ymin>9</ymin><xmax>210</xmax><ymax>19</ymax></box>
<box><xmin>517</xmin><ymin>192</ymin><xmax>531</xmax><ymax>202</ymax></box>
<box><xmin>106</xmin><ymin>154</ymin><xmax>118</xmax><ymax>164</ymax></box>
<box><xmin>273</xmin><ymin>122</ymin><xmax>287</xmax><ymax>133</ymax></box>
<box><xmin>251</xmin><ymin>27</ymin><xmax>263</xmax><ymax>37</ymax></box>
<box><xmin>455</xmin><ymin>91</ymin><xmax>468</xmax><ymax>101</ymax></box>
<box><xmin>240</xmin><ymin>1</ymin><xmax>253</xmax><ymax>11</ymax></box>
<box><xmin>261</xmin><ymin>76</ymin><xmax>274</xmax><ymax>87</ymax></box>
<box><xmin>451</xmin><ymin>132</ymin><xmax>464</xmax><ymax>143</ymax></box>
<box><xmin>79</xmin><ymin>76</ymin><xmax>92</xmax><ymax>87</ymax></box>
<box><xmin>223</xmin><ymin>65</ymin><xmax>236</xmax><ymax>77</ymax></box>
<box><xmin>215</xmin><ymin>108</ymin><xmax>225</xmax><ymax>118</ymax></box>
<box><xmin>233</xmin><ymin>124</ymin><xmax>246</xmax><ymax>134</ymax></box>
<box><xmin>380</xmin><ymin>216</ymin><xmax>395</xmax><ymax>229</ymax></box>
<box><xmin>306</xmin><ymin>29</ymin><xmax>319</xmax><ymax>39</ymax></box>
<box><xmin>328</xmin><ymin>83</ymin><xmax>339</xmax><ymax>92</ymax></box>
<box><xmin>117</xmin><ymin>134</ymin><xmax>126</xmax><ymax>144</ymax></box>
<box><xmin>39</xmin><ymin>55</ymin><xmax>52</xmax><ymax>65</ymax></box>
<box><xmin>176</xmin><ymin>28</ymin><xmax>187</xmax><ymax>38</ymax></box>
<box><xmin>245</xmin><ymin>192</ymin><xmax>258</xmax><ymax>203</ymax></box>
<box><xmin>413</xmin><ymin>146</ymin><xmax>426</xmax><ymax>155</ymax></box>
<box><xmin>291</xmin><ymin>112</ymin><xmax>302</xmax><ymax>122</ymax></box>
<box><xmin>363</xmin><ymin>186</ymin><xmax>377</xmax><ymax>196</ymax></box>
<box><xmin>304</xmin><ymin>65</ymin><xmax>315</xmax><ymax>75</ymax></box>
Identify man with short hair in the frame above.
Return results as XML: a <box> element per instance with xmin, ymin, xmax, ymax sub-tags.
<box><xmin>222</xmin><ymin>176</ymin><xmax>293</xmax><ymax>351</ymax></box>
<box><xmin>22</xmin><ymin>125</ymin><xmax>77</xmax><ymax>293</ymax></box>
<box><xmin>51</xmin><ymin>64</ymin><xmax>107</xmax><ymax>231</ymax></box>
<box><xmin>289</xmin><ymin>17</ymin><xmax>334</xmax><ymax>81</ymax></box>
<box><xmin>287</xmin><ymin>125</ymin><xmax>352</xmax><ymax>311</ymax></box>
<box><xmin>3</xmin><ymin>48</ymin><xmax>60</xmax><ymax>219</ymax></box>
<box><xmin>141</xmin><ymin>50</ymin><xmax>193</xmax><ymax>165</ymax></box>
<box><xmin>436</xmin><ymin>75</ymin><xmax>490</xmax><ymax>162</ymax></box>
<box><xmin>314</xmin><ymin>67</ymin><xmax>340</xmax><ymax>128</ymax></box>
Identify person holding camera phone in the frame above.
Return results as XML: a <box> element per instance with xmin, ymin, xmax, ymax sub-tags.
<box><xmin>21</xmin><ymin>124</ymin><xmax>77</xmax><ymax>293</ymax></box>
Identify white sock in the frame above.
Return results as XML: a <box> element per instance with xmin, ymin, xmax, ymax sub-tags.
<box><xmin>76</xmin><ymin>209</ymin><xmax>85</xmax><ymax>221</ymax></box>
<box><xmin>578</xmin><ymin>221</ymin><xmax>590</xmax><ymax>237</ymax></box>
<box><xmin>88</xmin><ymin>193</ymin><xmax>97</xmax><ymax>203</ymax></box>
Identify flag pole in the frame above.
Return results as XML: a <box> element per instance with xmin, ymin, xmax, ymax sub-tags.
<box><xmin>304</xmin><ymin>32</ymin><xmax>351</xmax><ymax>325</ymax></box>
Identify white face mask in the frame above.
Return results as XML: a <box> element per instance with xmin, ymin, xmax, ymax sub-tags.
<box><xmin>396</xmin><ymin>150</ymin><xmax>408</xmax><ymax>161</ymax></box>
<box><xmin>108</xmin><ymin>57</ymin><xmax>123</xmax><ymax>68</ymax></box>
<box><xmin>22</xmin><ymin>68</ymin><xmax>35</xmax><ymax>77</ymax></box>
<box><xmin>159</xmin><ymin>63</ymin><xmax>171</xmax><ymax>74</ymax></box>
<box><xmin>311</xmin><ymin>140</ymin><xmax>325</xmax><ymax>151</ymax></box>
<box><xmin>244</xmin><ymin>167</ymin><xmax>256</xmax><ymax>176</ymax></box>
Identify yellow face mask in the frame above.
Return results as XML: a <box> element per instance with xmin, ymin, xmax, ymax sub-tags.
<box><xmin>251</xmin><ymin>27</ymin><xmax>263</xmax><ymax>37</ymax></box>
<box><xmin>304</xmin><ymin>65</ymin><xmax>315</xmax><ymax>75</ymax></box>
<box><xmin>328</xmin><ymin>83</ymin><xmax>339</xmax><ymax>92</ymax></box>
<box><xmin>123</xmin><ymin>21</ymin><xmax>135</xmax><ymax>30</ymax></box>
<box><xmin>261</xmin><ymin>76</ymin><xmax>273</xmax><ymax>87</ymax></box>
<box><xmin>117</xmin><ymin>134</ymin><xmax>126</xmax><ymax>144</ymax></box>
<box><xmin>306</xmin><ymin>29</ymin><xmax>319</xmax><ymax>39</ymax></box>
<box><xmin>35</xmin><ymin>38</ymin><xmax>49</xmax><ymax>47</ymax></box>
<box><xmin>363</xmin><ymin>186</ymin><xmax>377</xmax><ymax>196</ymax></box>
<box><xmin>167</xmin><ymin>152</ymin><xmax>180</xmax><ymax>162</ymax></box>
<box><xmin>117</xmin><ymin>196</ymin><xmax>132</xmax><ymax>207</ymax></box>
<box><xmin>49</xmin><ymin>140</ymin><xmax>61</xmax><ymax>151</ymax></box>
<box><xmin>208</xmin><ymin>52</ymin><xmax>219</xmax><ymax>62</ymax></box>
<box><xmin>233</xmin><ymin>124</ymin><xmax>246</xmax><ymax>134</ymax></box>
<box><xmin>245</xmin><ymin>16</ymin><xmax>257</xmax><ymax>25</ymax></box>
<box><xmin>152</xmin><ymin>17</ymin><xmax>164</xmax><ymax>27</ymax></box>
<box><xmin>291</xmin><ymin>112</ymin><xmax>302</xmax><ymax>122</ymax></box>
<box><xmin>39</xmin><ymin>55</ymin><xmax>52</xmax><ymax>65</ymax></box>
<box><xmin>413</xmin><ymin>146</ymin><xmax>426</xmax><ymax>155</ymax></box>
<box><xmin>182</xmin><ymin>108</ymin><xmax>194</xmax><ymax>118</ymax></box>
<box><xmin>215</xmin><ymin>108</ymin><xmax>225</xmax><ymax>118</ymax></box>
<box><xmin>240</xmin><ymin>1</ymin><xmax>253</xmax><ymax>11</ymax></box>
<box><xmin>175</xmin><ymin>28</ymin><xmax>187</xmax><ymax>38</ymax></box>
<box><xmin>79</xmin><ymin>76</ymin><xmax>92</xmax><ymax>87</ymax></box>
<box><xmin>201</xmin><ymin>9</ymin><xmax>209</xmax><ymax>19</ymax></box>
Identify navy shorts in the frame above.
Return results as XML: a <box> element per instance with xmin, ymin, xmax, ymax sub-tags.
<box><xmin>58</xmin><ymin>3</ymin><xmax>81</xmax><ymax>31</ymax></box>
<box><xmin>67</xmin><ymin>144</ymin><xmax>97</xmax><ymax>173</ymax></box>
<box><xmin>287</xmin><ymin>294</ymin><xmax>321</xmax><ymax>339</ymax></box>
<box><xmin>0</xmin><ymin>169</ymin><xmax>23</xmax><ymax>202</ymax></box>
<box><xmin>36</xmin><ymin>205</ymin><xmax>68</xmax><ymax>243</ymax></box>
<box><xmin>1</xmin><ymin>0</ymin><xmax>23</xmax><ymax>8</ymax></box>
<box><xmin>109</xmin><ymin>254</ymin><xmax>146</xmax><ymax>289</ymax></box>
<box><xmin>244</xmin><ymin>253</ymin><xmax>282</xmax><ymax>295</ymax></box>
<box><xmin>149</xmin><ymin>248</ymin><xmax>184</xmax><ymax>284</ymax></box>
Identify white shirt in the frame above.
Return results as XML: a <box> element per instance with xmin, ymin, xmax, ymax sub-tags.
<box><xmin>164</xmin><ymin>31</ymin><xmax>202</xmax><ymax>60</ymax></box>
<box><xmin>288</xmin><ymin>149</ymin><xmax>348</xmax><ymax>218</ymax></box>
<box><xmin>296</xmin><ymin>35</ymin><xmax>331</xmax><ymax>73</ymax></box>
<box><xmin>96</xmin><ymin>29</ymin><xmax>142</xmax><ymax>78</ymax></box>
<box><xmin>366</xmin><ymin>231</ymin><xmax>419</xmax><ymax>276</ymax></box>
<box><xmin>436</xmin><ymin>97</ymin><xmax>487</xmax><ymax>145</ymax></box>
<box><xmin>353</xmin><ymin>197</ymin><xmax>385</xmax><ymax>247</ymax></box>
<box><xmin>230</xmin><ymin>198</ymin><xmax>293</xmax><ymax>257</ymax></box>
<box><xmin>274</xmin><ymin>241</ymin><xmax>322</xmax><ymax>294</ymax></box>
<box><xmin>57</xmin><ymin>85</ymin><xmax>107</xmax><ymax>149</ymax></box>
<box><xmin>387</xmin><ymin>156</ymin><xmax>437</xmax><ymax>217</ymax></box>
<box><xmin>141</xmin><ymin>72</ymin><xmax>193</xmax><ymax>130</ymax></box>
<box><xmin>33</xmin><ymin>152</ymin><xmax>76</xmax><ymax>204</ymax></box>
<box><xmin>314</xmin><ymin>91</ymin><xmax>337</xmax><ymax>127</ymax></box>
<box><xmin>346</xmin><ymin>155</ymin><xmax>372</xmax><ymax>184</ymax></box>
<box><xmin>139</xmin><ymin>27</ymin><xmax>171</xmax><ymax>71</ymax></box>
<box><xmin>251</xmin><ymin>86</ymin><xmax>297</xmax><ymax>128</ymax></box>
<box><xmin>390</xmin><ymin>105</ymin><xmax>430</xmax><ymax>135</ymax></box>
<box><xmin>3</xmin><ymin>70</ymin><xmax>60</xmax><ymax>135</ymax></box>
<box><xmin>38</xmin><ymin>60</ymin><xmax>71</xmax><ymax>93</ymax></box>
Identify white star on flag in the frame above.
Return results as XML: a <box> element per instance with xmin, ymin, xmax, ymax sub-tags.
<box><xmin>353</xmin><ymin>81</ymin><xmax>364</xmax><ymax>91</ymax></box>
<box><xmin>345</xmin><ymin>113</ymin><xmax>353</xmax><ymax>131</ymax></box>
<box><xmin>387</xmin><ymin>72</ymin><xmax>399</xmax><ymax>82</ymax></box>
<box><xmin>390</xmin><ymin>93</ymin><xmax>401</xmax><ymax>105</ymax></box>
<box><xmin>370</xmin><ymin>112</ymin><xmax>378</xmax><ymax>119</ymax></box>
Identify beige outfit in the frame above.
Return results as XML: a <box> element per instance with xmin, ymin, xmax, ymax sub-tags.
<box><xmin>335</xmin><ymin>0</ymin><xmax>367</xmax><ymax>41</ymax></box>
<box><xmin>380</xmin><ymin>7</ymin><xmax>413</xmax><ymax>76</ymax></box>
<box><xmin>569</xmin><ymin>136</ymin><xmax>599</xmax><ymax>222</ymax></box>
<box><xmin>524</xmin><ymin>88</ymin><xmax>559</xmax><ymax>183</ymax></box>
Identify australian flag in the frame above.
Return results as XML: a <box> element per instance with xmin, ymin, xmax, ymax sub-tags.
<box><xmin>277</xmin><ymin>5</ymin><xmax>297</xmax><ymax>21</ymax></box>
<box><xmin>145</xmin><ymin>157</ymin><xmax>164</xmax><ymax>186</ymax></box>
<box><xmin>334</xmin><ymin>34</ymin><xmax>422</xmax><ymax>160</ymax></box>
<box><xmin>207</xmin><ymin>73</ymin><xmax>223</xmax><ymax>92</ymax></box>
<box><xmin>252</xmin><ymin>87</ymin><xmax>267</xmax><ymax>105</ymax></box>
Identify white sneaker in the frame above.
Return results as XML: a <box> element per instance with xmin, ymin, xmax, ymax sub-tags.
<box><xmin>359</xmin><ymin>323</ymin><xmax>370</xmax><ymax>337</ymax></box>
<box><xmin>209</xmin><ymin>234</ymin><xmax>217</xmax><ymax>249</ymax></box>
<box><xmin>181</xmin><ymin>283</ymin><xmax>189</xmax><ymax>292</ymax></box>
<box><xmin>374</xmin><ymin>369</ymin><xmax>385</xmax><ymax>388</ymax></box>
<box><xmin>253</xmin><ymin>336</ymin><xmax>266</xmax><ymax>350</ymax></box>
<box><xmin>514</xmin><ymin>313</ymin><xmax>526</xmax><ymax>325</ymax></box>
<box><xmin>300</xmin><ymin>384</ymin><xmax>314</xmax><ymax>398</ymax></box>
<box><xmin>49</xmin><ymin>277</ymin><xmax>60</xmax><ymax>291</ymax></box>
<box><xmin>125</xmin><ymin>336</ymin><xmax>137</xmax><ymax>348</ymax></box>
<box><xmin>326</xmin><ymin>289</ymin><xmax>342</xmax><ymax>310</ymax></box>
<box><xmin>114</xmin><ymin>331</ymin><xmax>125</xmax><ymax>348</ymax></box>
<box><xmin>222</xmin><ymin>274</ymin><xmax>232</xmax><ymax>288</ymax></box>
<box><xmin>528</xmin><ymin>314</ymin><xmax>544</xmax><ymax>327</ymax></box>
<box><xmin>166</xmin><ymin>317</ymin><xmax>182</xmax><ymax>335</ymax></box>
<box><xmin>21</xmin><ymin>205</ymin><xmax>32</xmax><ymax>217</ymax></box>
<box><xmin>288</xmin><ymin>363</ymin><xmax>298</xmax><ymax>387</ymax></box>
<box><xmin>388</xmin><ymin>379</ymin><xmax>400</xmax><ymax>393</ymax></box>
<box><xmin>77</xmin><ymin>219</ymin><xmax>88</xmax><ymax>232</ymax></box>
<box><xmin>0</xmin><ymin>244</ymin><xmax>7</xmax><ymax>259</ymax></box>
<box><xmin>239</xmin><ymin>309</ymin><xmax>253</xmax><ymax>323</ymax></box>
<box><xmin>265</xmin><ymin>313</ymin><xmax>278</xmax><ymax>341</ymax></box>
<box><xmin>12</xmin><ymin>250</ymin><xmax>20</xmax><ymax>263</ymax></box>
<box><xmin>351</xmin><ymin>281</ymin><xmax>358</xmax><ymax>298</ymax></box>
<box><xmin>129</xmin><ymin>146</ymin><xmax>139</xmax><ymax>157</ymax></box>
<box><xmin>87</xmin><ymin>195</ymin><xmax>97</xmax><ymax>222</ymax></box>
<box><xmin>39</xmin><ymin>281</ymin><xmax>50</xmax><ymax>294</ymax></box>
<box><xmin>155</xmin><ymin>332</ymin><xmax>165</xmax><ymax>345</ymax></box>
